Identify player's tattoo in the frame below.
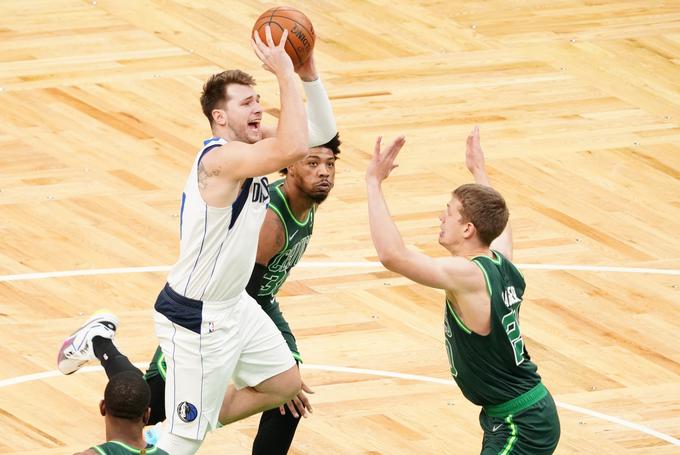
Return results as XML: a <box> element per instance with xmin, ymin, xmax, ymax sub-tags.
<box><xmin>198</xmin><ymin>161</ymin><xmax>220</xmax><ymax>191</ymax></box>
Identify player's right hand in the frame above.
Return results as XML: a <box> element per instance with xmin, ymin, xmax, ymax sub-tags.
<box><xmin>251</xmin><ymin>25</ymin><xmax>295</xmax><ymax>76</ymax></box>
<box><xmin>279</xmin><ymin>379</ymin><xmax>314</xmax><ymax>418</ymax></box>
<box><xmin>366</xmin><ymin>135</ymin><xmax>406</xmax><ymax>184</ymax></box>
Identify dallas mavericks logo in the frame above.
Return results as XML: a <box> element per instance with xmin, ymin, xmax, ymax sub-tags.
<box><xmin>177</xmin><ymin>401</ymin><xmax>198</xmax><ymax>422</ymax></box>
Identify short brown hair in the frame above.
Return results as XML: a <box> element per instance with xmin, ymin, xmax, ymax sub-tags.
<box><xmin>453</xmin><ymin>183</ymin><xmax>509</xmax><ymax>246</ymax></box>
<box><xmin>200</xmin><ymin>70</ymin><xmax>256</xmax><ymax>125</ymax></box>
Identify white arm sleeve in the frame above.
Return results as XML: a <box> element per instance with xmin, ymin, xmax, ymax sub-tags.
<box><xmin>303</xmin><ymin>77</ymin><xmax>337</xmax><ymax>147</ymax></box>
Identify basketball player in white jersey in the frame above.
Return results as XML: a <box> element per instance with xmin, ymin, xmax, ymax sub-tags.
<box><xmin>57</xmin><ymin>26</ymin><xmax>337</xmax><ymax>455</ymax></box>
<box><xmin>155</xmin><ymin>27</ymin><xmax>340</xmax><ymax>454</ymax></box>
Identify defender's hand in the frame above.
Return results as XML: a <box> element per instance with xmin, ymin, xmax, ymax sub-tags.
<box><xmin>295</xmin><ymin>53</ymin><xmax>318</xmax><ymax>82</ymax></box>
<box><xmin>366</xmin><ymin>135</ymin><xmax>406</xmax><ymax>184</ymax></box>
<box><xmin>465</xmin><ymin>126</ymin><xmax>487</xmax><ymax>177</ymax></box>
<box><xmin>279</xmin><ymin>380</ymin><xmax>314</xmax><ymax>418</ymax></box>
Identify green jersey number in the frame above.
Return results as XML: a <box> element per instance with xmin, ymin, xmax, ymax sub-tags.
<box><xmin>502</xmin><ymin>309</ymin><xmax>525</xmax><ymax>366</ymax></box>
<box><xmin>444</xmin><ymin>339</ymin><xmax>458</xmax><ymax>377</ymax></box>
<box><xmin>259</xmin><ymin>271</ymin><xmax>287</xmax><ymax>297</ymax></box>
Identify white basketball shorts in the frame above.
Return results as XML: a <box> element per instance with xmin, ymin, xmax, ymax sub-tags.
<box><xmin>153</xmin><ymin>283</ymin><xmax>295</xmax><ymax>440</ymax></box>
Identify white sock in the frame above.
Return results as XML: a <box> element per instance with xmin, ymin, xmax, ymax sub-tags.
<box><xmin>156</xmin><ymin>429</ymin><xmax>203</xmax><ymax>455</ymax></box>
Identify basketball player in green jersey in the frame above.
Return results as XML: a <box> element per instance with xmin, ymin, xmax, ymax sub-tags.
<box><xmin>366</xmin><ymin>128</ymin><xmax>560</xmax><ymax>454</ymax></box>
<box><xmin>144</xmin><ymin>133</ymin><xmax>341</xmax><ymax>455</ymax></box>
<box><xmin>74</xmin><ymin>371</ymin><xmax>168</xmax><ymax>455</ymax></box>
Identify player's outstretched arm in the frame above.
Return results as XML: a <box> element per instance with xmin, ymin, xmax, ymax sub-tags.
<box><xmin>366</xmin><ymin>136</ymin><xmax>481</xmax><ymax>291</ymax></box>
<box><xmin>465</xmin><ymin>127</ymin><xmax>513</xmax><ymax>259</ymax></box>
<box><xmin>262</xmin><ymin>52</ymin><xmax>337</xmax><ymax>148</ymax></box>
<box><xmin>296</xmin><ymin>54</ymin><xmax>337</xmax><ymax>147</ymax></box>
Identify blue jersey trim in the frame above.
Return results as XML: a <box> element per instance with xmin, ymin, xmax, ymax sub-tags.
<box><xmin>229</xmin><ymin>178</ymin><xmax>253</xmax><ymax>229</ymax></box>
<box><xmin>197</xmin><ymin>143</ymin><xmax>222</xmax><ymax>170</ymax></box>
<box><xmin>179</xmin><ymin>192</ymin><xmax>187</xmax><ymax>240</ymax></box>
<box><xmin>203</xmin><ymin>136</ymin><xmax>220</xmax><ymax>146</ymax></box>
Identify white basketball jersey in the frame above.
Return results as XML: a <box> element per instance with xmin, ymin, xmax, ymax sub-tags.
<box><xmin>167</xmin><ymin>137</ymin><xmax>270</xmax><ymax>302</ymax></box>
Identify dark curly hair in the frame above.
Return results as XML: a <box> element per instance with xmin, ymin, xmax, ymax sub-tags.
<box><xmin>280</xmin><ymin>132</ymin><xmax>342</xmax><ymax>175</ymax></box>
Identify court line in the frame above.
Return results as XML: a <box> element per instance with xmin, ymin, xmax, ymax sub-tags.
<box><xmin>0</xmin><ymin>363</ymin><xmax>678</xmax><ymax>446</ymax></box>
<box><xmin>0</xmin><ymin>262</ymin><xmax>678</xmax><ymax>282</ymax></box>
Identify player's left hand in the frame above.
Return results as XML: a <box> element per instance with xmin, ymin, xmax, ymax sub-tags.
<box><xmin>465</xmin><ymin>126</ymin><xmax>486</xmax><ymax>176</ymax></box>
<box><xmin>279</xmin><ymin>380</ymin><xmax>314</xmax><ymax>418</ymax></box>
<box><xmin>295</xmin><ymin>53</ymin><xmax>318</xmax><ymax>82</ymax></box>
<box><xmin>366</xmin><ymin>135</ymin><xmax>406</xmax><ymax>184</ymax></box>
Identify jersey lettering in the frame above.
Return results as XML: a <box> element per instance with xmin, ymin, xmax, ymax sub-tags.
<box><xmin>502</xmin><ymin>285</ymin><xmax>521</xmax><ymax>308</ymax></box>
<box><xmin>252</xmin><ymin>177</ymin><xmax>270</xmax><ymax>203</ymax></box>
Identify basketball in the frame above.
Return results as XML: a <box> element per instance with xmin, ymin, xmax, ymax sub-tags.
<box><xmin>252</xmin><ymin>6</ymin><xmax>315</xmax><ymax>69</ymax></box>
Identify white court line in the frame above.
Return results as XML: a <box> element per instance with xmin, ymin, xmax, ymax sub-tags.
<box><xmin>0</xmin><ymin>262</ymin><xmax>678</xmax><ymax>282</ymax></box>
<box><xmin>0</xmin><ymin>266</ymin><xmax>172</xmax><ymax>282</ymax></box>
<box><xmin>0</xmin><ymin>363</ymin><xmax>678</xmax><ymax>447</ymax></box>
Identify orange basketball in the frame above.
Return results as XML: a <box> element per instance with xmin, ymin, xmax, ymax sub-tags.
<box><xmin>252</xmin><ymin>6</ymin><xmax>315</xmax><ymax>69</ymax></box>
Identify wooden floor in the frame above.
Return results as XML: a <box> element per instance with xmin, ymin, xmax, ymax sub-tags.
<box><xmin>1</xmin><ymin>0</ymin><xmax>679</xmax><ymax>453</ymax></box>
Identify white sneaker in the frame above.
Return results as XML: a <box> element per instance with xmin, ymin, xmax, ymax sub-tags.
<box><xmin>57</xmin><ymin>312</ymin><xmax>119</xmax><ymax>375</ymax></box>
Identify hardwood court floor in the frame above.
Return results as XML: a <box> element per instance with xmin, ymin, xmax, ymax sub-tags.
<box><xmin>0</xmin><ymin>1</ymin><xmax>679</xmax><ymax>453</ymax></box>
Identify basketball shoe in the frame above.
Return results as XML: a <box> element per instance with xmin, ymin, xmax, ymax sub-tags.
<box><xmin>57</xmin><ymin>312</ymin><xmax>118</xmax><ymax>375</ymax></box>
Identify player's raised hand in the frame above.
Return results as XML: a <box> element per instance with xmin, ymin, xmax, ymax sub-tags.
<box><xmin>465</xmin><ymin>126</ymin><xmax>487</xmax><ymax>176</ymax></box>
<box><xmin>279</xmin><ymin>380</ymin><xmax>314</xmax><ymax>418</ymax></box>
<box><xmin>366</xmin><ymin>135</ymin><xmax>406</xmax><ymax>184</ymax></box>
<box><xmin>251</xmin><ymin>25</ymin><xmax>294</xmax><ymax>76</ymax></box>
<box><xmin>295</xmin><ymin>52</ymin><xmax>318</xmax><ymax>82</ymax></box>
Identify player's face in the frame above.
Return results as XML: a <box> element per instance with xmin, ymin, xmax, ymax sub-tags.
<box><xmin>290</xmin><ymin>147</ymin><xmax>336</xmax><ymax>203</ymax></box>
<box><xmin>438</xmin><ymin>196</ymin><xmax>468</xmax><ymax>252</ymax></box>
<box><xmin>224</xmin><ymin>84</ymin><xmax>262</xmax><ymax>144</ymax></box>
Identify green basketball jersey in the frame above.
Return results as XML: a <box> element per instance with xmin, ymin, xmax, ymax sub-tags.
<box><xmin>259</xmin><ymin>179</ymin><xmax>315</xmax><ymax>298</ymax></box>
<box><xmin>254</xmin><ymin>178</ymin><xmax>316</xmax><ymax>361</ymax></box>
<box><xmin>91</xmin><ymin>441</ymin><xmax>168</xmax><ymax>455</ymax></box>
<box><xmin>444</xmin><ymin>251</ymin><xmax>541</xmax><ymax>407</ymax></box>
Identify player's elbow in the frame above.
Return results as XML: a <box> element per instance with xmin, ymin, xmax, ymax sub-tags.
<box><xmin>378</xmin><ymin>245</ymin><xmax>414</xmax><ymax>274</ymax></box>
<box><xmin>378</xmin><ymin>250</ymin><xmax>399</xmax><ymax>270</ymax></box>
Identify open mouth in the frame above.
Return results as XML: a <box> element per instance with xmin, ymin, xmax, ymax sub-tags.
<box><xmin>247</xmin><ymin>120</ymin><xmax>261</xmax><ymax>132</ymax></box>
